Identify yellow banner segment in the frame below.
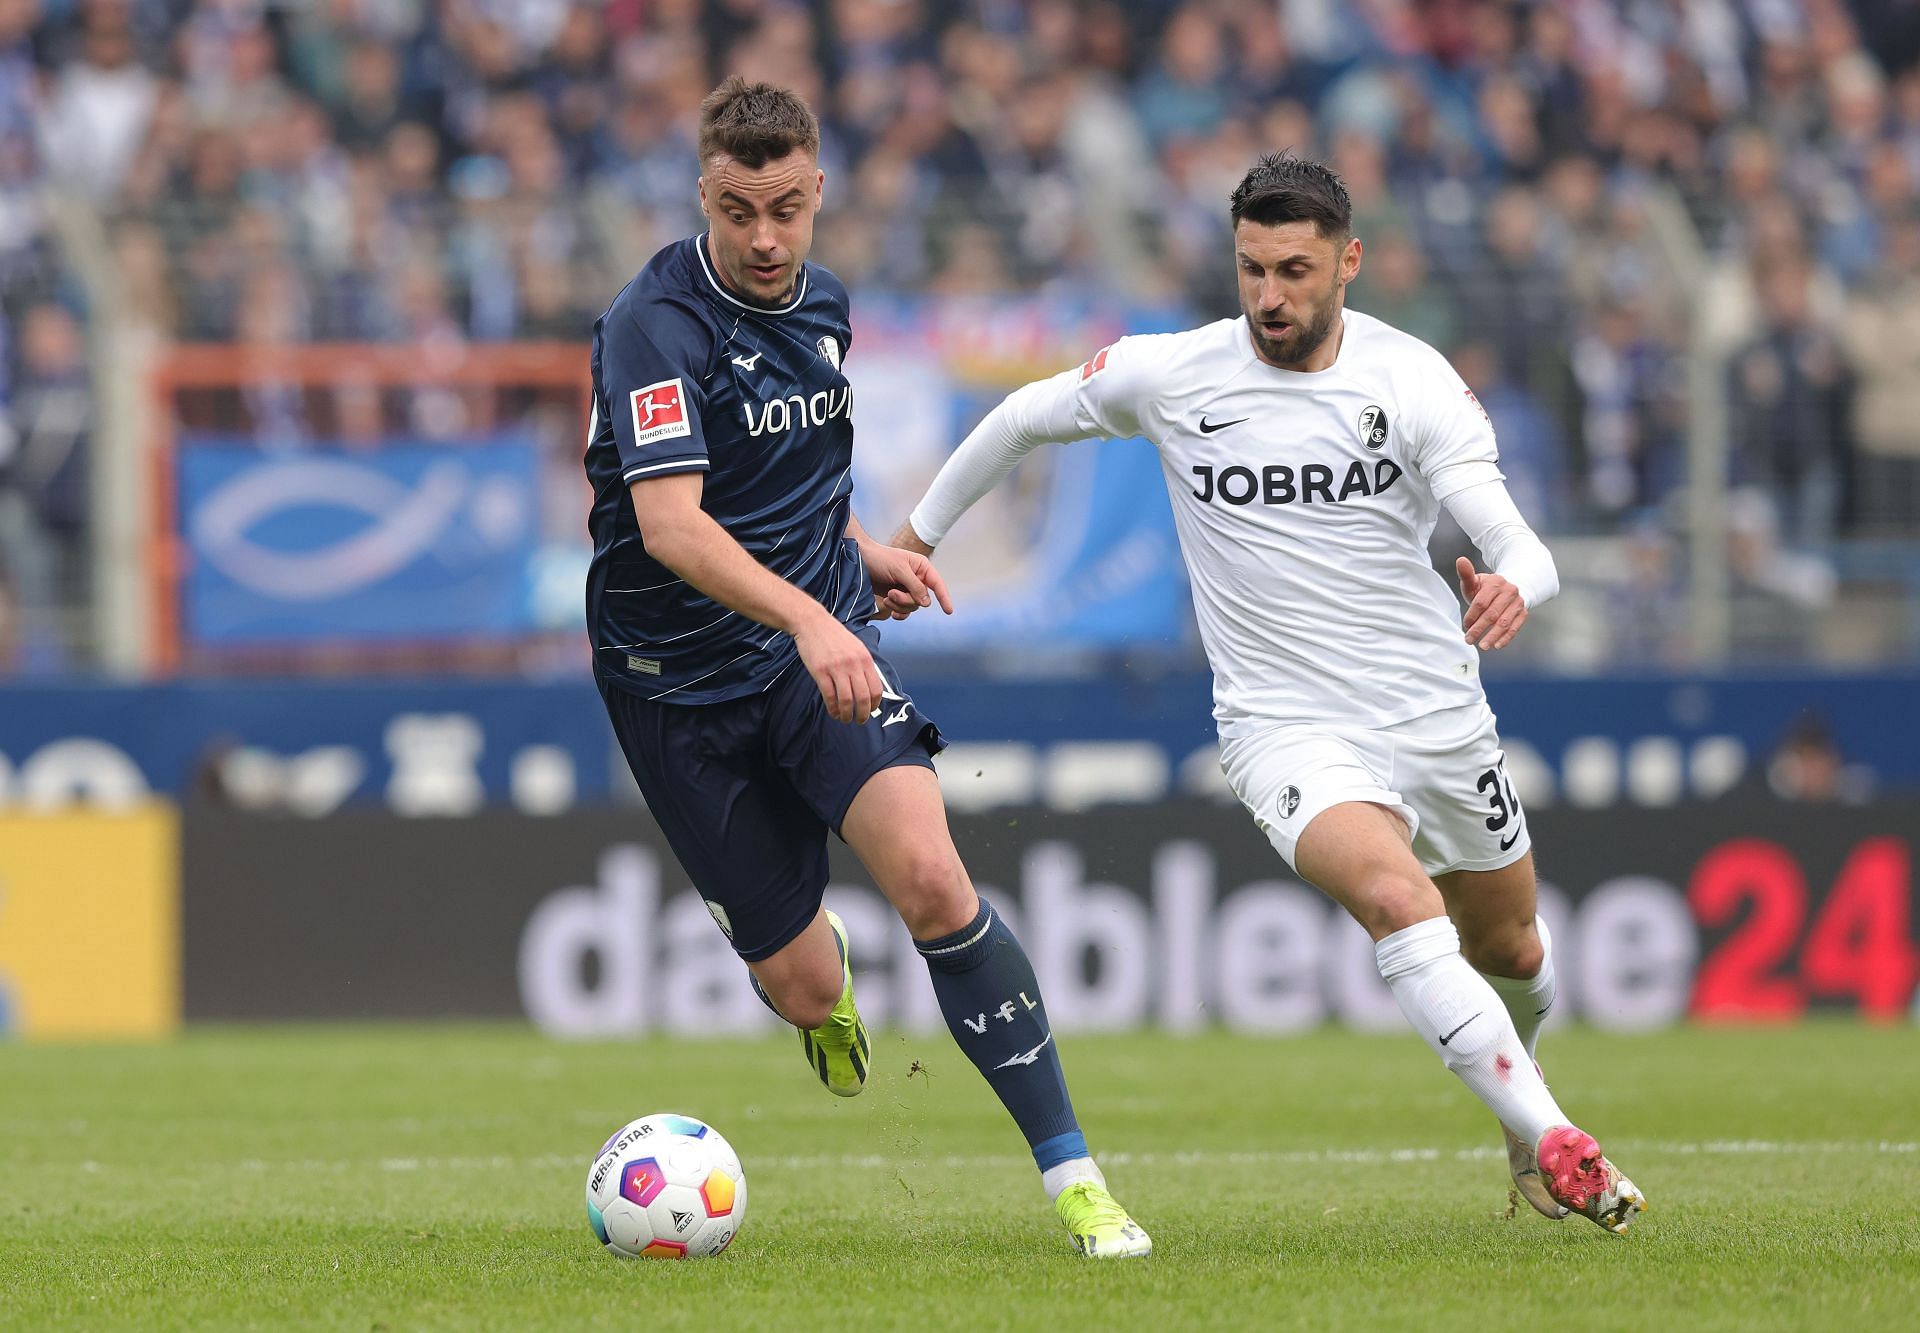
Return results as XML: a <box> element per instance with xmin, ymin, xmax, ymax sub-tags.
<box><xmin>0</xmin><ymin>807</ymin><xmax>180</xmax><ymax>1038</ymax></box>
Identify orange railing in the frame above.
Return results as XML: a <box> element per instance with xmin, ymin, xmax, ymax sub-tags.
<box><xmin>147</xmin><ymin>342</ymin><xmax>591</xmax><ymax>673</ymax></box>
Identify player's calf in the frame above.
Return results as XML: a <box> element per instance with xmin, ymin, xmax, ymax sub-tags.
<box><xmin>799</xmin><ymin>911</ymin><xmax>870</xmax><ymax>1097</ymax></box>
<box><xmin>915</xmin><ymin>898</ymin><xmax>1081</xmax><ymax>1152</ymax></box>
<box><xmin>846</xmin><ymin>765</ymin><xmax>1145</xmax><ymax>1250</ymax></box>
<box><xmin>1376</xmin><ymin>917</ymin><xmax>1572</xmax><ymax>1146</ymax></box>
<box><xmin>747</xmin><ymin>921</ymin><xmax>849</xmax><ymax>1031</ymax></box>
<box><xmin>749</xmin><ymin>910</ymin><xmax>870</xmax><ymax>1096</ymax></box>
<box><xmin>914</xmin><ymin>896</ymin><xmax>1152</xmax><ymax>1253</ymax></box>
<box><xmin>753</xmin><ymin>977</ymin><xmax>840</xmax><ymax>1032</ymax></box>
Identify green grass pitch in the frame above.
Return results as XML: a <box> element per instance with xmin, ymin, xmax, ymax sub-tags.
<box><xmin>3</xmin><ymin>1023</ymin><xmax>1916</xmax><ymax>1331</ymax></box>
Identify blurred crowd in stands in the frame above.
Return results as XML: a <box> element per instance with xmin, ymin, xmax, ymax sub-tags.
<box><xmin>5</xmin><ymin>0</ymin><xmax>1920</xmax><ymax>672</ymax></box>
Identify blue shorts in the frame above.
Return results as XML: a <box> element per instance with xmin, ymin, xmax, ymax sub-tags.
<box><xmin>597</xmin><ymin>625</ymin><xmax>944</xmax><ymax>962</ymax></box>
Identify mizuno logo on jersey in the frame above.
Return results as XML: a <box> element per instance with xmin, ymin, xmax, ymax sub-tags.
<box><xmin>742</xmin><ymin>386</ymin><xmax>853</xmax><ymax>438</ymax></box>
<box><xmin>1190</xmin><ymin>459</ymin><xmax>1403</xmax><ymax>506</ymax></box>
<box><xmin>631</xmin><ymin>379</ymin><xmax>691</xmax><ymax>446</ymax></box>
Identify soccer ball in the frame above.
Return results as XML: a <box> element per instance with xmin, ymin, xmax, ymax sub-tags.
<box><xmin>585</xmin><ymin>1113</ymin><xmax>746</xmax><ymax>1259</ymax></box>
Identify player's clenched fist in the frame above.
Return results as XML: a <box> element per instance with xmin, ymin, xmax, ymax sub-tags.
<box><xmin>794</xmin><ymin>614</ymin><xmax>885</xmax><ymax>723</ymax></box>
<box><xmin>1456</xmin><ymin>556</ymin><xmax>1528</xmax><ymax>651</ymax></box>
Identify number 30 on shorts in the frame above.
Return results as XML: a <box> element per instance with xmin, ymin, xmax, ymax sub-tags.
<box><xmin>1476</xmin><ymin>762</ymin><xmax>1522</xmax><ymax>847</ymax></box>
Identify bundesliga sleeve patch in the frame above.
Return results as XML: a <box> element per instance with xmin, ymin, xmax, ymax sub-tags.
<box><xmin>1079</xmin><ymin>346</ymin><xmax>1112</xmax><ymax>380</ymax></box>
<box><xmin>630</xmin><ymin>378</ymin><xmax>692</xmax><ymax>446</ymax></box>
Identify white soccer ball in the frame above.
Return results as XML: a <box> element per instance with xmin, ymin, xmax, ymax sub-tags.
<box><xmin>585</xmin><ymin>1113</ymin><xmax>747</xmax><ymax>1259</ymax></box>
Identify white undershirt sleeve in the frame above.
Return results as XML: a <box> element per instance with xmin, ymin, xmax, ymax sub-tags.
<box><xmin>907</xmin><ymin>366</ymin><xmax>1091</xmax><ymax>546</ymax></box>
<box><xmin>1442</xmin><ymin>478</ymin><xmax>1560</xmax><ymax>609</ymax></box>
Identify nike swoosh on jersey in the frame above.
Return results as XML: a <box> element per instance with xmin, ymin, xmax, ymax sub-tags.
<box><xmin>1198</xmin><ymin>416</ymin><xmax>1248</xmax><ymax>434</ymax></box>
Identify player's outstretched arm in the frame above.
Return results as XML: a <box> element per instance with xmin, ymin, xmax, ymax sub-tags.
<box><xmin>630</xmin><ymin>472</ymin><xmax>884</xmax><ymax>722</ymax></box>
<box><xmin>1443</xmin><ymin>479</ymin><xmax>1559</xmax><ymax>651</ymax></box>
<box><xmin>892</xmin><ymin>361</ymin><xmax>1108</xmax><ymax>557</ymax></box>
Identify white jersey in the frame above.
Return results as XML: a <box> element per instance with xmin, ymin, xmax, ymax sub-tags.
<box><xmin>1052</xmin><ymin>310</ymin><xmax>1504</xmax><ymax>735</ymax></box>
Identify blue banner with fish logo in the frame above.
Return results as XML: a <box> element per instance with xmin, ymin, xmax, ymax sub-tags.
<box><xmin>179</xmin><ymin>435</ymin><xmax>541</xmax><ymax>643</ymax></box>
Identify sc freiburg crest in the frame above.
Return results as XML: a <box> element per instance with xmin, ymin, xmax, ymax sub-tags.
<box><xmin>1359</xmin><ymin>404</ymin><xmax>1390</xmax><ymax>450</ymax></box>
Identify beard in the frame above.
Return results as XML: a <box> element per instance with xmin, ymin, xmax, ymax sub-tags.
<box><xmin>1247</xmin><ymin>285</ymin><xmax>1342</xmax><ymax>366</ymax></box>
<box><xmin>727</xmin><ymin>256</ymin><xmax>795</xmax><ymax>305</ymax></box>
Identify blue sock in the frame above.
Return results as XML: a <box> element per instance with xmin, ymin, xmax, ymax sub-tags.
<box><xmin>916</xmin><ymin>899</ymin><xmax>1087</xmax><ymax>1172</ymax></box>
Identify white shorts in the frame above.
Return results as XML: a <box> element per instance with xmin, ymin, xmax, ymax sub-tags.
<box><xmin>1219</xmin><ymin>702</ymin><xmax>1531</xmax><ymax>877</ymax></box>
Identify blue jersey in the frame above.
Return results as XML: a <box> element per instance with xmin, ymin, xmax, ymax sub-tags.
<box><xmin>585</xmin><ymin>234</ymin><xmax>868</xmax><ymax>704</ymax></box>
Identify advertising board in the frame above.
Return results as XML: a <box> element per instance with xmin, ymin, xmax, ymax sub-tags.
<box><xmin>179</xmin><ymin>800</ymin><xmax>1919</xmax><ymax>1033</ymax></box>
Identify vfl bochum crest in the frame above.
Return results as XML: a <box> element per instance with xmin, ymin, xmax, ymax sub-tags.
<box><xmin>817</xmin><ymin>335</ymin><xmax>841</xmax><ymax>369</ymax></box>
<box><xmin>1359</xmin><ymin>405</ymin><xmax>1390</xmax><ymax>449</ymax></box>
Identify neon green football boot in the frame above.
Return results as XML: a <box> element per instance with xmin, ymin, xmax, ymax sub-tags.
<box><xmin>1055</xmin><ymin>1181</ymin><xmax>1152</xmax><ymax>1258</ymax></box>
<box><xmin>798</xmin><ymin>910</ymin><xmax>870</xmax><ymax>1098</ymax></box>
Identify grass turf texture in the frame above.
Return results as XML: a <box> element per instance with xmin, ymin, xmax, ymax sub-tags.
<box><xmin>3</xmin><ymin>1024</ymin><xmax>1915</xmax><ymax>1332</ymax></box>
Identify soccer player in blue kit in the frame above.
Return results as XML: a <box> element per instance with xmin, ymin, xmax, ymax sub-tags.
<box><xmin>583</xmin><ymin>77</ymin><xmax>1149</xmax><ymax>1258</ymax></box>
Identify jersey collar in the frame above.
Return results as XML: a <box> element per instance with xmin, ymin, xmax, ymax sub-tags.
<box><xmin>695</xmin><ymin>232</ymin><xmax>810</xmax><ymax>316</ymax></box>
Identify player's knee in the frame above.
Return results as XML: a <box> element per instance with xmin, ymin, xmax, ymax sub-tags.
<box><xmin>1353</xmin><ymin>873</ymin><xmax>1444</xmax><ymax>940</ymax></box>
<box><xmin>1462</xmin><ymin>921</ymin><xmax>1543</xmax><ymax>980</ymax></box>
<box><xmin>889</xmin><ymin>850</ymin><xmax>976</xmax><ymax>940</ymax></box>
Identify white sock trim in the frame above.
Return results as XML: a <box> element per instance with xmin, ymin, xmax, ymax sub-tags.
<box><xmin>1042</xmin><ymin>1155</ymin><xmax>1105</xmax><ymax>1202</ymax></box>
<box><xmin>916</xmin><ymin>907</ymin><xmax>996</xmax><ymax>957</ymax></box>
<box><xmin>1374</xmin><ymin>915</ymin><xmax>1461</xmax><ymax>980</ymax></box>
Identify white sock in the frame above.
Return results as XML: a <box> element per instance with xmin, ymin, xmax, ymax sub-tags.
<box><xmin>1041</xmin><ymin>1155</ymin><xmax>1105</xmax><ymax>1202</ymax></box>
<box><xmin>1376</xmin><ymin>917</ymin><xmax>1568</xmax><ymax>1146</ymax></box>
<box><xmin>1478</xmin><ymin>914</ymin><xmax>1556</xmax><ymax>1061</ymax></box>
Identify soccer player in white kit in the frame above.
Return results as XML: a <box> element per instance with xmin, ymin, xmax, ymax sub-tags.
<box><xmin>893</xmin><ymin>153</ymin><xmax>1646</xmax><ymax>1232</ymax></box>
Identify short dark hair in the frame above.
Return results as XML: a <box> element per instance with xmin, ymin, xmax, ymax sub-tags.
<box><xmin>1229</xmin><ymin>152</ymin><xmax>1352</xmax><ymax>238</ymax></box>
<box><xmin>697</xmin><ymin>76</ymin><xmax>821</xmax><ymax>168</ymax></box>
